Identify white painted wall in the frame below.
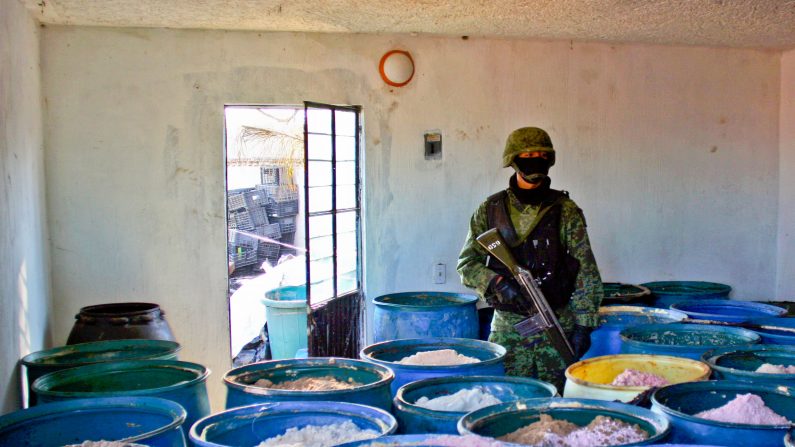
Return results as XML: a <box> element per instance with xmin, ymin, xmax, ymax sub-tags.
<box><xmin>1</xmin><ymin>0</ymin><xmax>51</xmax><ymax>414</ymax></box>
<box><xmin>41</xmin><ymin>27</ymin><xmax>783</xmax><ymax>407</ymax></box>
<box><xmin>778</xmin><ymin>49</ymin><xmax>795</xmax><ymax>299</ymax></box>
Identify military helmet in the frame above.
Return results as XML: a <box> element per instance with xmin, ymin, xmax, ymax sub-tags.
<box><xmin>502</xmin><ymin>127</ymin><xmax>555</xmax><ymax>167</ymax></box>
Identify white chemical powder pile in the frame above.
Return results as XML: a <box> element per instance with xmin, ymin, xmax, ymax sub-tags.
<box><xmin>397</xmin><ymin>349</ymin><xmax>479</xmax><ymax>365</ymax></box>
<box><xmin>610</xmin><ymin>369</ymin><xmax>669</xmax><ymax>387</ymax></box>
<box><xmin>755</xmin><ymin>363</ymin><xmax>795</xmax><ymax>374</ymax></box>
<box><xmin>63</xmin><ymin>442</ymin><xmax>146</xmax><ymax>447</ymax></box>
<box><xmin>253</xmin><ymin>376</ymin><xmax>361</xmax><ymax>391</ymax></box>
<box><xmin>414</xmin><ymin>387</ymin><xmax>502</xmax><ymax>412</ymax></box>
<box><xmin>257</xmin><ymin>420</ymin><xmax>379</xmax><ymax>447</ymax></box>
<box><xmin>695</xmin><ymin>393</ymin><xmax>790</xmax><ymax>425</ymax></box>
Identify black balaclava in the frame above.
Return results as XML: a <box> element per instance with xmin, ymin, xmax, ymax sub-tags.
<box><xmin>513</xmin><ymin>156</ymin><xmax>551</xmax><ymax>185</ymax></box>
<box><xmin>509</xmin><ymin>175</ymin><xmax>552</xmax><ymax>205</ymax></box>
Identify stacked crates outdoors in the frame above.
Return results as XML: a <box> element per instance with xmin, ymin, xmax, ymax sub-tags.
<box><xmin>259</xmin><ymin>165</ymin><xmax>300</xmax><ymax>256</ymax></box>
<box><xmin>228</xmin><ymin>187</ymin><xmax>282</xmax><ymax>268</ymax></box>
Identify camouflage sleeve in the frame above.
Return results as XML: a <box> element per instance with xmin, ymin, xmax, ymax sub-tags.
<box><xmin>456</xmin><ymin>201</ymin><xmax>499</xmax><ymax>303</ymax></box>
<box><xmin>560</xmin><ymin>200</ymin><xmax>604</xmax><ymax>327</ymax></box>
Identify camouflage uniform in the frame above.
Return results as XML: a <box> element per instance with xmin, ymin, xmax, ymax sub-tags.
<box><xmin>456</xmin><ymin>128</ymin><xmax>603</xmax><ymax>391</ymax></box>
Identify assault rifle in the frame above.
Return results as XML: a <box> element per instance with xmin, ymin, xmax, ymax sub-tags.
<box><xmin>476</xmin><ymin>228</ymin><xmax>576</xmax><ymax>366</ymax></box>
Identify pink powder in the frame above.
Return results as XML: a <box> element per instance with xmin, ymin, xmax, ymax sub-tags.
<box><xmin>695</xmin><ymin>393</ymin><xmax>790</xmax><ymax>425</ymax></box>
<box><xmin>610</xmin><ymin>369</ymin><xmax>669</xmax><ymax>387</ymax></box>
<box><xmin>755</xmin><ymin>363</ymin><xmax>795</xmax><ymax>374</ymax></box>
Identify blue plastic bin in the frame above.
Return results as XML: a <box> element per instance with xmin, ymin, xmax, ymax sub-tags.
<box><xmin>262</xmin><ymin>285</ymin><xmax>308</xmax><ymax>359</ymax></box>
<box><xmin>372</xmin><ymin>292</ymin><xmax>479</xmax><ymax>342</ymax></box>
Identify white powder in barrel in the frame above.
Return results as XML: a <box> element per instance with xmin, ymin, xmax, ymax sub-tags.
<box><xmin>257</xmin><ymin>420</ymin><xmax>379</xmax><ymax>447</ymax></box>
<box><xmin>63</xmin><ymin>442</ymin><xmax>146</xmax><ymax>447</ymax></box>
<box><xmin>755</xmin><ymin>363</ymin><xmax>795</xmax><ymax>374</ymax></box>
<box><xmin>695</xmin><ymin>393</ymin><xmax>790</xmax><ymax>425</ymax></box>
<box><xmin>253</xmin><ymin>376</ymin><xmax>361</xmax><ymax>391</ymax></box>
<box><xmin>397</xmin><ymin>349</ymin><xmax>479</xmax><ymax>366</ymax></box>
<box><xmin>414</xmin><ymin>387</ymin><xmax>502</xmax><ymax>412</ymax></box>
<box><xmin>610</xmin><ymin>369</ymin><xmax>669</xmax><ymax>387</ymax></box>
<box><xmin>499</xmin><ymin>414</ymin><xmax>648</xmax><ymax>447</ymax></box>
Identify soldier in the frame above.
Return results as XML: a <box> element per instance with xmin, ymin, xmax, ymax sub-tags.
<box><xmin>457</xmin><ymin>126</ymin><xmax>603</xmax><ymax>391</ymax></box>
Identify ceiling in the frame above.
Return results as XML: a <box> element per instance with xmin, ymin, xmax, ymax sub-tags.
<box><xmin>23</xmin><ymin>0</ymin><xmax>795</xmax><ymax>50</ymax></box>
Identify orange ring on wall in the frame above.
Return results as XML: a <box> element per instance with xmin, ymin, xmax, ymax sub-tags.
<box><xmin>379</xmin><ymin>50</ymin><xmax>415</xmax><ymax>87</ymax></box>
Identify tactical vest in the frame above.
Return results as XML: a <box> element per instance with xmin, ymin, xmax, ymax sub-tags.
<box><xmin>485</xmin><ymin>189</ymin><xmax>580</xmax><ymax>310</ymax></box>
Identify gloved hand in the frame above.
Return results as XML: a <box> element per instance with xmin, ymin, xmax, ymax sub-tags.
<box><xmin>486</xmin><ymin>276</ymin><xmax>531</xmax><ymax>314</ymax></box>
<box><xmin>569</xmin><ymin>324</ymin><xmax>594</xmax><ymax>360</ymax></box>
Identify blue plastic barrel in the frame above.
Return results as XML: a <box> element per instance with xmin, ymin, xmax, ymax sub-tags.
<box><xmin>0</xmin><ymin>396</ymin><xmax>186</xmax><ymax>447</ymax></box>
<box><xmin>582</xmin><ymin>306</ymin><xmax>688</xmax><ymax>359</ymax></box>
<box><xmin>458</xmin><ymin>397</ymin><xmax>670</xmax><ymax>444</ymax></box>
<box><xmin>262</xmin><ymin>285</ymin><xmax>307</xmax><ymax>359</ymax></box>
<box><xmin>394</xmin><ymin>375</ymin><xmax>556</xmax><ymax>434</ymax></box>
<box><xmin>749</xmin><ymin>316</ymin><xmax>795</xmax><ymax>344</ymax></box>
<box><xmin>671</xmin><ymin>299</ymin><xmax>786</xmax><ymax>323</ymax></box>
<box><xmin>339</xmin><ymin>434</ymin><xmax>524</xmax><ymax>446</ymax></box>
<box><xmin>373</xmin><ymin>292</ymin><xmax>479</xmax><ymax>342</ymax></box>
<box><xmin>360</xmin><ymin>338</ymin><xmax>506</xmax><ymax>395</ymax></box>
<box><xmin>641</xmin><ymin>281</ymin><xmax>731</xmax><ymax>308</ymax></box>
<box><xmin>702</xmin><ymin>345</ymin><xmax>795</xmax><ymax>386</ymax></box>
<box><xmin>20</xmin><ymin>338</ymin><xmax>181</xmax><ymax>407</ymax></box>
<box><xmin>32</xmin><ymin>360</ymin><xmax>210</xmax><ymax>429</ymax></box>
<box><xmin>190</xmin><ymin>401</ymin><xmax>397</xmax><ymax>447</ymax></box>
<box><xmin>620</xmin><ymin>323</ymin><xmax>760</xmax><ymax>360</ymax></box>
<box><xmin>223</xmin><ymin>357</ymin><xmax>394</xmax><ymax>411</ymax></box>
<box><xmin>651</xmin><ymin>380</ymin><xmax>795</xmax><ymax>446</ymax></box>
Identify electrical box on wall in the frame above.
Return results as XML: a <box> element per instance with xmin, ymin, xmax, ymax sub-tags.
<box><xmin>424</xmin><ymin>131</ymin><xmax>442</xmax><ymax>160</ymax></box>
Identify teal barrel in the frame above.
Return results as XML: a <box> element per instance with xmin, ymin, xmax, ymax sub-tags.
<box><xmin>620</xmin><ymin>323</ymin><xmax>760</xmax><ymax>360</ymax></box>
<box><xmin>0</xmin><ymin>396</ymin><xmax>187</xmax><ymax>447</ymax></box>
<box><xmin>671</xmin><ymin>299</ymin><xmax>786</xmax><ymax>323</ymax></box>
<box><xmin>360</xmin><ymin>338</ymin><xmax>506</xmax><ymax>395</ymax></box>
<box><xmin>262</xmin><ymin>286</ymin><xmax>308</xmax><ymax>359</ymax></box>
<box><xmin>602</xmin><ymin>283</ymin><xmax>653</xmax><ymax>306</ymax></box>
<box><xmin>372</xmin><ymin>292</ymin><xmax>479</xmax><ymax>342</ymax></box>
<box><xmin>190</xmin><ymin>401</ymin><xmax>397</xmax><ymax>446</ymax></box>
<box><xmin>582</xmin><ymin>305</ymin><xmax>688</xmax><ymax>359</ymax></box>
<box><xmin>339</xmin><ymin>434</ymin><xmax>524</xmax><ymax>446</ymax></box>
<box><xmin>458</xmin><ymin>397</ymin><xmax>670</xmax><ymax>445</ymax></box>
<box><xmin>32</xmin><ymin>360</ymin><xmax>210</xmax><ymax>430</ymax></box>
<box><xmin>702</xmin><ymin>345</ymin><xmax>795</xmax><ymax>386</ymax></box>
<box><xmin>651</xmin><ymin>380</ymin><xmax>795</xmax><ymax>446</ymax></box>
<box><xmin>641</xmin><ymin>281</ymin><xmax>731</xmax><ymax>308</ymax></box>
<box><xmin>20</xmin><ymin>338</ymin><xmax>181</xmax><ymax>407</ymax></box>
<box><xmin>223</xmin><ymin>357</ymin><xmax>394</xmax><ymax>411</ymax></box>
<box><xmin>748</xmin><ymin>316</ymin><xmax>795</xmax><ymax>344</ymax></box>
<box><xmin>393</xmin><ymin>375</ymin><xmax>556</xmax><ymax>434</ymax></box>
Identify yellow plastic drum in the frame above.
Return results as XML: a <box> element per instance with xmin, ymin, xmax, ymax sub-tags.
<box><xmin>563</xmin><ymin>354</ymin><xmax>710</xmax><ymax>402</ymax></box>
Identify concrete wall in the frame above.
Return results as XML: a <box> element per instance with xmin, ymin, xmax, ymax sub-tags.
<box><xmin>778</xmin><ymin>49</ymin><xmax>795</xmax><ymax>298</ymax></box>
<box><xmin>41</xmin><ymin>27</ymin><xmax>783</xmax><ymax>407</ymax></box>
<box><xmin>1</xmin><ymin>0</ymin><xmax>50</xmax><ymax>413</ymax></box>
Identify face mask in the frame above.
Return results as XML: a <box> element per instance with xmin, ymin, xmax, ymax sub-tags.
<box><xmin>513</xmin><ymin>157</ymin><xmax>550</xmax><ymax>184</ymax></box>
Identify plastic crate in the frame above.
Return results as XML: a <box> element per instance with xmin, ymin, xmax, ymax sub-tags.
<box><xmin>270</xmin><ymin>215</ymin><xmax>297</xmax><ymax>234</ymax></box>
<box><xmin>228</xmin><ymin>192</ymin><xmax>248</xmax><ymax>211</ymax></box>
<box><xmin>247</xmin><ymin>206</ymin><xmax>270</xmax><ymax>226</ymax></box>
<box><xmin>228</xmin><ymin>229</ymin><xmax>259</xmax><ymax>247</ymax></box>
<box><xmin>260</xmin><ymin>166</ymin><xmax>284</xmax><ymax>185</ymax></box>
<box><xmin>228</xmin><ymin>241</ymin><xmax>258</xmax><ymax>268</ymax></box>
<box><xmin>266</xmin><ymin>199</ymin><xmax>299</xmax><ymax>217</ymax></box>
<box><xmin>257</xmin><ymin>242</ymin><xmax>281</xmax><ymax>261</ymax></box>
<box><xmin>280</xmin><ymin>231</ymin><xmax>296</xmax><ymax>244</ymax></box>
<box><xmin>256</xmin><ymin>223</ymin><xmax>282</xmax><ymax>242</ymax></box>
<box><xmin>229</xmin><ymin>211</ymin><xmax>255</xmax><ymax>231</ymax></box>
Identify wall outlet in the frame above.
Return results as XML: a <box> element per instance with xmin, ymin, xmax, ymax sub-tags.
<box><xmin>433</xmin><ymin>263</ymin><xmax>446</xmax><ymax>284</ymax></box>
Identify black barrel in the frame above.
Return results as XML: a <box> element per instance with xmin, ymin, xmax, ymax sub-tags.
<box><xmin>66</xmin><ymin>302</ymin><xmax>176</xmax><ymax>344</ymax></box>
